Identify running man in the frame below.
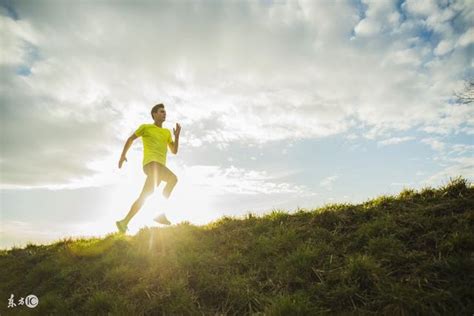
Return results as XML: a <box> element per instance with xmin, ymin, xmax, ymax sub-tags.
<box><xmin>116</xmin><ymin>103</ymin><xmax>181</xmax><ymax>233</ymax></box>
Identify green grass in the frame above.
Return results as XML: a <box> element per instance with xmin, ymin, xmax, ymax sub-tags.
<box><xmin>1</xmin><ymin>177</ymin><xmax>473</xmax><ymax>315</ymax></box>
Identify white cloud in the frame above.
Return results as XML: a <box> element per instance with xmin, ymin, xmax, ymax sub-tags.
<box><xmin>354</xmin><ymin>0</ymin><xmax>400</xmax><ymax>37</ymax></box>
<box><xmin>403</xmin><ymin>0</ymin><xmax>439</xmax><ymax>17</ymax></box>
<box><xmin>421</xmin><ymin>103</ymin><xmax>474</xmax><ymax>135</ymax></box>
<box><xmin>320</xmin><ymin>175</ymin><xmax>339</xmax><ymax>190</ymax></box>
<box><xmin>1</xmin><ymin>0</ymin><xmax>472</xmax><ymax>188</ymax></box>
<box><xmin>182</xmin><ymin>164</ymin><xmax>308</xmax><ymax>196</ymax></box>
<box><xmin>449</xmin><ymin>144</ymin><xmax>474</xmax><ymax>156</ymax></box>
<box><xmin>0</xmin><ymin>10</ymin><xmax>39</xmax><ymax>66</ymax></box>
<box><xmin>423</xmin><ymin>156</ymin><xmax>474</xmax><ymax>186</ymax></box>
<box><xmin>434</xmin><ymin>39</ymin><xmax>454</xmax><ymax>56</ymax></box>
<box><xmin>378</xmin><ymin>136</ymin><xmax>415</xmax><ymax>146</ymax></box>
<box><xmin>457</xmin><ymin>27</ymin><xmax>474</xmax><ymax>47</ymax></box>
<box><xmin>419</xmin><ymin>139</ymin><xmax>473</xmax><ymax>187</ymax></box>
<box><xmin>422</xmin><ymin>138</ymin><xmax>446</xmax><ymax>151</ymax></box>
<box><xmin>354</xmin><ymin>18</ymin><xmax>380</xmax><ymax>37</ymax></box>
<box><xmin>0</xmin><ymin>220</ymin><xmax>62</xmax><ymax>249</ymax></box>
<box><xmin>387</xmin><ymin>48</ymin><xmax>423</xmax><ymax>66</ymax></box>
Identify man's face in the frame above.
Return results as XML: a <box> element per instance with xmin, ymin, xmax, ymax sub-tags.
<box><xmin>154</xmin><ymin>108</ymin><xmax>166</xmax><ymax>121</ymax></box>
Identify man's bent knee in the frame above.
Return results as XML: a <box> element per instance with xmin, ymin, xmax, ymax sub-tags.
<box><xmin>170</xmin><ymin>174</ymin><xmax>178</xmax><ymax>184</ymax></box>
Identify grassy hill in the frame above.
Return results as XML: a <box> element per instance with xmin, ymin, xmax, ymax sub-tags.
<box><xmin>1</xmin><ymin>178</ymin><xmax>473</xmax><ymax>315</ymax></box>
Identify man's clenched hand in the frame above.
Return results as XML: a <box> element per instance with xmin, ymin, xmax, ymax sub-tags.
<box><xmin>118</xmin><ymin>156</ymin><xmax>127</xmax><ymax>169</ymax></box>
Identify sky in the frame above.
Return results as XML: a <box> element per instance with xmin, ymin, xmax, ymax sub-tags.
<box><xmin>0</xmin><ymin>0</ymin><xmax>473</xmax><ymax>249</ymax></box>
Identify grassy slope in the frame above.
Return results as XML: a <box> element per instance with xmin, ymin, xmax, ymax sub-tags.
<box><xmin>0</xmin><ymin>178</ymin><xmax>473</xmax><ymax>315</ymax></box>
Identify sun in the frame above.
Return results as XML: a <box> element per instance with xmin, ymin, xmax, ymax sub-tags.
<box><xmin>107</xmin><ymin>160</ymin><xmax>219</xmax><ymax>234</ymax></box>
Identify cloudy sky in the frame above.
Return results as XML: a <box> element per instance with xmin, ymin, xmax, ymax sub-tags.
<box><xmin>1</xmin><ymin>0</ymin><xmax>473</xmax><ymax>249</ymax></box>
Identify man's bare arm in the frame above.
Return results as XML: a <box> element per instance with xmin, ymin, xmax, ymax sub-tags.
<box><xmin>118</xmin><ymin>134</ymin><xmax>139</xmax><ymax>168</ymax></box>
<box><xmin>169</xmin><ymin>123</ymin><xmax>181</xmax><ymax>154</ymax></box>
<box><xmin>169</xmin><ymin>137</ymin><xmax>179</xmax><ymax>154</ymax></box>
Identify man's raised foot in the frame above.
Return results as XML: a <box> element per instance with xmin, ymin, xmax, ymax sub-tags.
<box><xmin>154</xmin><ymin>213</ymin><xmax>171</xmax><ymax>225</ymax></box>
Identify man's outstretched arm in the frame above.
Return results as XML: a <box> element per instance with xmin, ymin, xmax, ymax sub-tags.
<box><xmin>118</xmin><ymin>134</ymin><xmax>138</xmax><ymax>168</ymax></box>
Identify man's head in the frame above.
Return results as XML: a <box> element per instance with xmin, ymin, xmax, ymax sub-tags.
<box><xmin>151</xmin><ymin>103</ymin><xmax>166</xmax><ymax>122</ymax></box>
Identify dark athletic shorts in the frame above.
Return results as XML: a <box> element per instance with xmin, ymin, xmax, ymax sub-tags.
<box><xmin>143</xmin><ymin>161</ymin><xmax>176</xmax><ymax>183</ymax></box>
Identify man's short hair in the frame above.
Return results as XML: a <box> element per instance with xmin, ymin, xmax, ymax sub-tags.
<box><xmin>151</xmin><ymin>103</ymin><xmax>165</xmax><ymax>119</ymax></box>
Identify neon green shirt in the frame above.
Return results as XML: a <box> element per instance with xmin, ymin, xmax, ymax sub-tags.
<box><xmin>134</xmin><ymin>124</ymin><xmax>173</xmax><ymax>166</ymax></box>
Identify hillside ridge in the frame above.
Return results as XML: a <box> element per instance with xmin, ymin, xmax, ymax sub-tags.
<box><xmin>1</xmin><ymin>177</ymin><xmax>473</xmax><ymax>315</ymax></box>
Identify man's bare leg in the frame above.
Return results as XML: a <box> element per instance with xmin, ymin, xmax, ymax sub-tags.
<box><xmin>154</xmin><ymin>174</ymin><xmax>178</xmax><ymax>225</ymax></box>
<box><xmin>162</xmin><ymin>173</ymin><xmax>178</xmax><ymax>199</ymax></box>
<box><xmin>117</xmin><ymin>175</ymin><xmax>155</xmax><ymax>232</ymax></box>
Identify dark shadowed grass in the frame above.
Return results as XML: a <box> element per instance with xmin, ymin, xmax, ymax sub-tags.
<box><xmin>0</xmin><ymin>177</ymin><xmax>473</xmax><ymax>315</ymax></box>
